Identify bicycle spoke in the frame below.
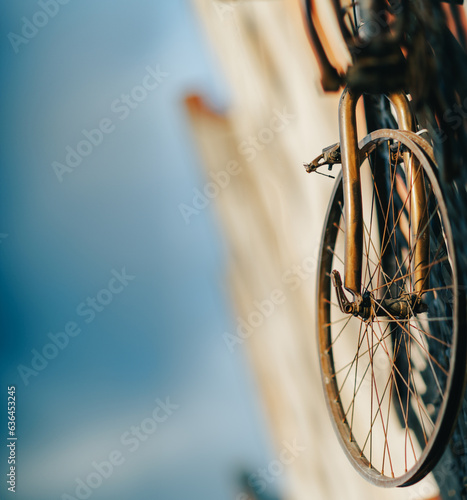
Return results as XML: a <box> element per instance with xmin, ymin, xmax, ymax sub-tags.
<box><xmin>317</xmin><ymin>133</ymin><xmax>460</xmax><ymax>483</ymax></box>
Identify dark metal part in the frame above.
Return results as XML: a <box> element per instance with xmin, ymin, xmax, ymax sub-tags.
<box><xmin>390</xmin><ymin>141</ymin><xmax>408</xmax><ymax>164</ymax></box>
<box><xmin>331</xmin><ymin>270</ymin><xmax>356</xmax><ymax>314</ymax></box>
<box><xmin>302</xmin><ymin>0</ymin><xmax>342</xmax><ymax>91</ymax></box>
<box><xmin>304</xmin><ymin>143</ymin><xmax>340</xmax><ymax>177</ymax></box>
<box><xmin>332</xmin><ymin>270</ymin><xmax>427</xmax><ymax>319</ymax></box>
<box><xmin>373</xmin><ymin>294</ymin><xmax>428</xmax><ymax>318</ymax></box>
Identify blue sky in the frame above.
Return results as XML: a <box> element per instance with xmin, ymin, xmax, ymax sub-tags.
<box><xmin>0</xmin><ymin>2</ymin><xmax>278</xmax><ymax>499</ymax></box>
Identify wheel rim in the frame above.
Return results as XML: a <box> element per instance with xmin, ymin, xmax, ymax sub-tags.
<box><xmin>317</xmin><ymin>130</ymin><xmax>466</xmax><ymax>487</ymax></box>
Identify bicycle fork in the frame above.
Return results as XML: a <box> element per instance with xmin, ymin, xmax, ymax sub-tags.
<box><xmin>334</xmin><ymin>86</ymin><xmax>429</xmax><ymax>319</ymax></box>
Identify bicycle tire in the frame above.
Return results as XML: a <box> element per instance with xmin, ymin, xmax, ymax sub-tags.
<box><xmin>316</xmin><ymin>129</ymin><xmax>467</xmax><ymax>487</ymax></box>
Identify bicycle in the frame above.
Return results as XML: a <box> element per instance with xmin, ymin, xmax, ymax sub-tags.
<box><xmin>301</xmin><ymin>0</ymin><xmax>467</xmax><ymax>488</ymax></box>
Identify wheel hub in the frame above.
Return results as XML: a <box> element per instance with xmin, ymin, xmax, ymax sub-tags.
<box><xmin>331</xmin><ymin>269</ymin><xmax>427</xmax><ymax>320</ymax></box>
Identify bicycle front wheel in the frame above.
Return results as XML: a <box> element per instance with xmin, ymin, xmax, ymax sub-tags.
<box><xmin>317</xmin><ymin>129</ymin><xmax>466</xmax><ymax>487</ymax></box>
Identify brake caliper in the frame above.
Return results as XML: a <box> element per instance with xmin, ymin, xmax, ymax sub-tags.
<box><xmin>304</xmin><ymin>142</ymin><xmax>340</xmax><ymax>178</ymax></box>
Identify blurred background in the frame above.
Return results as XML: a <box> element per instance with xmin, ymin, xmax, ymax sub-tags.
<box><xmin>0</xmin><ymin>1</ymin><xmax>442</xmax><ymax>499</ymax></box>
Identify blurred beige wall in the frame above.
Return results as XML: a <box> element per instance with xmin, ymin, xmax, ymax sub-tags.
<box><xmin>187</xmin><ymin>1</ymin><xmax>439</xmax><ymax>499</ymax></box>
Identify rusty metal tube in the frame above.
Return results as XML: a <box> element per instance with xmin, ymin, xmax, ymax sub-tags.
<box><xmin>387</xmin><ymin>91</ymin><xmax>413</xmax><ymax>130</ymax></box>
<box><xmin>339</xmin><ymin>86</ymin><xmax>363</xmax><ymax>298</ymax></box>
<box><xmin>388</xmin><ymin>92</ymin><xmax>429</xmax><ymax>294</ymax></box>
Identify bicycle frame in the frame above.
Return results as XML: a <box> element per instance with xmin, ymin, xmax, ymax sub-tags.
<box><xmin>302</xmin><ymin>0</ymin><xmax>432</xmax><ymax>309</ymax></box>
<box><xmin>339</xmin><ymin>87</ymin><xmax>430</xmax><ymax>304</ymax></box>
<box><xmin>305</xmin><ymin>0</ymin><xmax>467</xmax><ymax>490</ymax></box>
